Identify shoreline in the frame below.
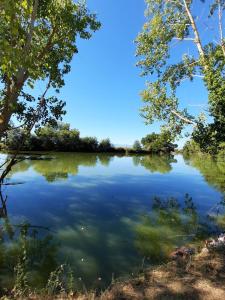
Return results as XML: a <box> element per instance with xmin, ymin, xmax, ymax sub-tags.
<box><xmin>4</xmin><ymin>235</ymin><xmax>225</xmax><ymax>299</ymax></box>
<box><xmin>0</xmin><ymin>149</ymin><xmax>175</xmax><ymax>156</ymax></box>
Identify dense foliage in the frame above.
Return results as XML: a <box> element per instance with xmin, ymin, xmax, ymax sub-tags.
<box><xmin>141</xmin><ymin>132</ymin><xmax>177</xmax><ymax>153</ymax></box>
<box><xmin>98</xmin><ymin>139</ymin><xmax>114</xmax><ymax>152</ymax></box>
<box><xmin>183</xmin><ymin>138</ymin><xmax>225</xmax><ymax>159</ymax></box>
<box><xmin>133</xmin><ymin>140</ymin><xmax>142</xmax><ymax>151</ymax></box>
<box><xmin>183</xmin><ymin>152</ymin><xmax>225</xmax><ymax>194</ymax></box>
<box><xmin>0</xmin><ymin>0</ymin><xmax>100</xmax><ymax>137</ymax></box>
<box><xmin>136</xmin><ymin>0</ymin><xmax>225</xmax><ymax>152</ymax></box>
<box><xmin>182</xmin><ymin>140</ymin><xmax>202</xmax><ymax>154</ymax></box>
<box><xmin>3</xmin><ymin>124</ymin><xmax>178</xmax><ymax>154</ymax></box>
<box><xmin>3</xmin><ymin>123</ymin><xmax>114</xmax><ymax>152</ymax></box>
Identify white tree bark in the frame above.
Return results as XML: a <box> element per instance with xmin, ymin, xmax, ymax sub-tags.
<box><xmin>182</xmin><ymin>0</ymin><xmax>205</xmax><ymax>59</ymax></box>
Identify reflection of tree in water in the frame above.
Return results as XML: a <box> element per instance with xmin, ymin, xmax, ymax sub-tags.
<box><xmin>9</xmin><ymin>153</ymin><xmax>178</xmax><ymax>180</ymax></box>
<box><xmin>184</xmin><ymin>153</ymin><xmax>225</xmax><ymax>194</ymax></box>
<box><xmin>97</xmin><ymin>154</ymin><xmax>113</xmax><ymax>166</ymax></box>
<box><xmin>0</xmin><ymin>218</ymin><xmax>58</xmax><ymax>293</ymax></box>
<box><xmin>135</xmin><ymin>194</ymin><xmax>217</xmax><ymax>263</ymax></box>
<box><xmin>133</xmin><ymin>155</ymin><xmax>177</xmax><ymax>173</ymax></box>
<box><xmin>9</xmin><ymin>153</ymin><xmax>99</xmax><ymax>182</ymax></box>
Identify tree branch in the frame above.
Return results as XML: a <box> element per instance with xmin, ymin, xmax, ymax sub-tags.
<box><xmin>16</xmin><ymin>0</ymin><xmax>39</xmax><ymax>84</ymax></box>
<box><xmin>191</xmin><ymin>74</ymin><xmax>204</xmax><ymax>78</ymax></box>
<box><xmin>171</xmin><ymin>109</ymin><xmax>196</xmax><ymax>125</ymax></box>
<box><xmin>173</xmin><ymin>37</ymin><xmax>195</xmax><ymax>41</ymax></box>
<box><xmin>25</xmin><ymin>0</ymin><xmax>39</xmax><ymax>51</ymax></box>
<box><xmin>182</xmin><ymin>0</ymin><xmax>205</xmax><ymax>59</ymax></box>
<box><xmin>37</xmin><ymin>25</ymin><xmax>57</xmax><ymax>61</ymax></box>
<box><xmin>167</xmin><ymin>0</ymin><xmax>185</xmax><ymax>8</ymax></box>
<box><xmin>218</xmin><ymin>0</ymin><xmax>225</xmax><ymax>57</ymax></box>
<box><xmin>0</xmin><ymin>78</ymin><xmax>52</xmax><ymax>183</ymax></box>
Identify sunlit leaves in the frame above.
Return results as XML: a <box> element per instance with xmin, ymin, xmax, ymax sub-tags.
<box><xmin>0</xmin><ymin>0</ymin><xmax>100</xmax><ymax>134</ymax></box>
<box><xmin>136</xmin><ymin>0</ymin><xmax>225</xmax><ymax>145</ymax></box>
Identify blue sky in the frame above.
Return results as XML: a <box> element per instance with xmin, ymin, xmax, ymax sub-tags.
<box><xmin>45</xmin><ymin>0</ymin><xmax>213</xmax><ymax>147</ymax></box>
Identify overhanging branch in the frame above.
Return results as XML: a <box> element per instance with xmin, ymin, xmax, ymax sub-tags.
<box><xmin>171</xmin><ymin>109</ymin><xmax>197</xmax><ymax>125</ymax></box>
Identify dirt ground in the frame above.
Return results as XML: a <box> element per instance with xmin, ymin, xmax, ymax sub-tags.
<box><xmin>98</xmin><ymin>247</ymin><xmax>225</xmax><ymax>300</ymax></box>
<box><xmin>25</xmin><ymin>247</ymin><xmax>225</xmax><ymax>300</ymax></box>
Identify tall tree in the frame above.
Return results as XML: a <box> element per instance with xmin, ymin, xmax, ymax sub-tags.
<box><xmin>0</xmin><ymin>0</ymin><xmax>100</xmax><ymax>136</ymax></box>
<box><xmin>136</xmin><ymin>0</ymin><xmax>225</xmax><ymax>148</ymax></box>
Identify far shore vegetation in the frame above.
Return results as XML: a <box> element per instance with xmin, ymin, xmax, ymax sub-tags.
<box><xmin>0</xmin><ymin>123</ymin><xmax>178</xmax><ymax>155</ymax></box>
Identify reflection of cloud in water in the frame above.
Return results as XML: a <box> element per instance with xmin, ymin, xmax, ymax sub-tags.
<box><xmin>51</xmin><ymin>174</ymin><xmax>181</xmax><ymax>191</ymax></box>
<box><xmin>56</xmin><ymin>221</ymin><xmax>139</xmax><ymax>284</ymax></box>
<box><xmin>52</xmin><ymin>197</ymin><xmax>142</xmax><ymax>285</ymax></box>
<box><xmin>55</xmin><ymin>181</ymin><xmax>99</xmax><ymax>189</ymax></box>
<box><xmin>1</xmin><ymin>153</ymin><xmax>224</xmax><ymax>287</ymax></box>
<box><xmin>44</xmin><ymin>212</ymin><xmax>62</xmax><ymax>224</ymax></box>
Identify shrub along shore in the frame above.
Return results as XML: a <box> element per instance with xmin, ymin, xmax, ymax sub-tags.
<box><xmin>1</xmin><ymin>123</ymin><xmax>177</xmax><ymax>154</ymax></box>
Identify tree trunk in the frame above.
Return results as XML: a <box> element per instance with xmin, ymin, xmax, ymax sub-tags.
<box><xmin>0</xmin><ymin>81</ymin><xmax>24</xmax><ymax>137</ymax></box>
<box><xmin>182</xmin><ymin>0</ymin><xmax>206</xmax><ymax>59</ymax></box>
<box><xmin>218</xmin><ymin>0</ymin><xmax>225</xmax><ymax>57</ymax></box>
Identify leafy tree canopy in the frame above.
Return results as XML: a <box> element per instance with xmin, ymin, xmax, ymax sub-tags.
<box><xmin>98</xmin><ymin>138</ymin><xmax>113</xmax><ymax>152</ymax></box>
<box><xmin>136</xmin><ymin>0</ymin><xmax>225</xmax><ymax>147</ymax></box>
<box><xmin>133</xmin><ymin>140</ymin><xmax>142</xmax><ymax>151</ymax></box>
<box><xmin>0</xmin><ymin>0</ymin><xmax>100</xmax><ymax>135</ymax></box>
<box><xmin>3</xmin><ymin>123</ymin><xmax>116</xmax><ymax>153</ymax></box>
<box><xmin>141</xmin><ymin>131</ymin><xmax>177</xmax><ymax>153</ymax></box>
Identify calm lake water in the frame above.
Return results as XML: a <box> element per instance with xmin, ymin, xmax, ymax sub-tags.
<box><xmin>0</xmin><ymin>152</ymin><xmax>224</xmax><ymax>290</ymax></box>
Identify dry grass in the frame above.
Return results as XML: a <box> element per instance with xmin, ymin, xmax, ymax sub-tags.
<box><xmin>7</xmin><ymin>248</ymin><xmax>225</xmax><ymax>300</ymax></box>
<box><xmin>100</xmin><ymin>248</ymin><xmax>225</xmax><ymax>300</ymax></box>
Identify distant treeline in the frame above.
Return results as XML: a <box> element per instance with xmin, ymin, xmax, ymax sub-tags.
<box><xmin>1</xmin><ymin>123</ymin><xmax>177</xmax><ymax>154</ymax></box>
<box><xmin>2</xmin><ymin>123</ymin><xmax>118</xmax><ymax>153</ymax></box>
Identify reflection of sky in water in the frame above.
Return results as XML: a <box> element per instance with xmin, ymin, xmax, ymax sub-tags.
<box><xmin>2</xmin><ymin>153</ymin><xmax>224</xmax><ymax>286</ymax></box>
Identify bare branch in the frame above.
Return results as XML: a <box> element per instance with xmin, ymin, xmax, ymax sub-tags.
<box><xmin>0</xmin><ymin>78</ymin><xmax>52</xmax><ymax>183</ymax></box>
<box><xmin>171</xmin><ymin>109</ymin><xmax>197</xmax><ymax>125</ymax></box>
<box><xmin>191</xmin><ymin>74</ymin><xmax>204</xmax><ymax>78</ymax></box>
<box><xmin>218</xmin><ymin>0</ymin><xmax>225</xmax><ymax>57</ymax></box>
<box><xmin>0</xmin><ymin>159</ymin><xmax>11</xmax><ymax>171</ymax></box>
<box><xmin>25</xmin><ymin>0</ymin><xmax>39</xmax><ymax>51</ymax></box>
<box><xmin>174</xmin><ymin>73</ymin><xmax>203</xmax><ymax>85</ymax></box>
<box><xmin>182</xmin><ymin>0</ymin><xmax>205</xmax><ymax>59</ymax></box>
<box><xmin>173</xmin><ymin>37</ymin><xmax>195</xmax><ymax>41</ymax></box>
<box><xmin>16</xmin><ymin>0</ymin><xmax>39</xmax><ymax>84</ymax></box>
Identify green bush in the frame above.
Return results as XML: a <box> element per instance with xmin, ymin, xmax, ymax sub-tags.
<box><xmin>98</xmin><ymin>138</ymin><xmax>113</xmax><ymax>152</ymax></box>
<box><xmin>141</xmin><ymin>132</ymin><xmax>177</xmax><ymax>153</ymax></box>
<box><xmin>183</xmin><ymin>140</ymin><xmax>201</xmax><ymax>154</ymax></box>
<box><xmin>2</xmin><ymin>123</ymin><xmax>117</xmax><ymax>153</ymax></box>
<box><xmin>133</xmin><ymin>140</ymin><xmax>142</xmax><ymax>152</ymax></box>
<box><xmin>217</xmin><ymin>143</ymin><xmax>225</xmax><ymax>160</ymax></box>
